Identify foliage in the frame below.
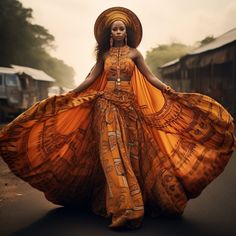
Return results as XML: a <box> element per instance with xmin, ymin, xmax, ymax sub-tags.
<box><xmin>145</xmin><ymin>35</ymin><xmax>216</xmax><ymax>76</ymax></box>
<box><xmin>0</xmin><ymin>0</ymin><xmax>75</xmax><ymax>88</ymax></box>
<box><xmin>198</xmin><ymin>35</ymin><xmax>215</xmax><ymax>47</ymax></box>
<box><xmin>145</xmin><ymin>43</ymin><xmax>193</xmax><ymax>76</ymax></box>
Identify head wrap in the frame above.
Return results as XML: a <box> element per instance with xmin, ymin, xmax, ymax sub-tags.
<box><xmin>104</xmin><ymin>10</ymin><xmax>132</xmax><ymax>28</ymax></box>
<box><xmin>94</xmin><ymin>7</ymin><xmax>142</xmax><ymax>47</ymax></box>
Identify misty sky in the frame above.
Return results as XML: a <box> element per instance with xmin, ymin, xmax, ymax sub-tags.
<box><xmin>20</xmin><ymin>0</ymin><xmax>236</xmax><ymax>85</ymax></box>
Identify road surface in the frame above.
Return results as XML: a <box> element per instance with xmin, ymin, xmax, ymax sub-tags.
<box><xmin>0</xmin><ymin>149</ymin><xmax>236</xmax><ymax>236</ymax></box>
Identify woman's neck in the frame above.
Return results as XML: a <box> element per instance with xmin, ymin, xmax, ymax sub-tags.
<box><xmin>113</xmin><ymin>41</ymin><xmax>125</xmax><ymax>47</ymax></box>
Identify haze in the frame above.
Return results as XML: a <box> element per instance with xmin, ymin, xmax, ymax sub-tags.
<box><xmin>20</xmin><ymin>0</ymin><xmax>236</xmax><ymax>85</ymax></box>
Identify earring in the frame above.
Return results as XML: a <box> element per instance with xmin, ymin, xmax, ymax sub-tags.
<box><xmin>110</xmin><ymin>35</ymin><xmax>113</xmax><ymax>48</ymax></box>
<box><xmin>125</xmin><ymin>35</ymin><xmax>128</xmax><ymax>45</ymax></box>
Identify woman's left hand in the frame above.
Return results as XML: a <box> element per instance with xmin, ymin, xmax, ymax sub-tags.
<box><xmin>162</xmin><ymin>86</ymin><xmax>177</xmax><ymax>95</ymax></box>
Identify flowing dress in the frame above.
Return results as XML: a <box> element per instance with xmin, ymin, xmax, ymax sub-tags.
<box><xmin>0</xmin><ymin>45</ymin><xmax>236</xmax><ymax>228</ymax></box>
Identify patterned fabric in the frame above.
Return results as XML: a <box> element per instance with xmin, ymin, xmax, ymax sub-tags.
<box><xmin>0</xmin><ymin>61</ymin><xmax>235</xmax><ymax>228</ymax></box>
<box><xmin>104</xmin><ymin>45</ymin><xmax>135</xmax><ymax>78</ymax></box>
<box><xmin>92</xmin><ymin>81</ymin><xmax>147</xmax><ymax>227</ymax></box>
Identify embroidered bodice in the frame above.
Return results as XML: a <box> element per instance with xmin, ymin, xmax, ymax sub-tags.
<box><xmin>104</xmin><ymin>45</ymin><xmax>135</xmax><ymax>80</ymax></box>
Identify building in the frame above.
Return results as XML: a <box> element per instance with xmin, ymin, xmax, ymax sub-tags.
<box><xmin>11</xmin><ymin>64</ymin><xmax>55</xmax><ymax>101</ymax></box>
<box><xmin>0</xmin><ymin>65</ymin><xmax>55</xmax><ymax>120</ymax></box>
<box><xmin>159</xmin><ymin>28</ymin><xmax>236</xmax><ymax>118</ymax></box>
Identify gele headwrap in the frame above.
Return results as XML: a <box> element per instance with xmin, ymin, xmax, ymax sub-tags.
<box><xmin>94</xmin><ymin>7</ymin><xmax>142</xmax><ymax>47</ymax></box>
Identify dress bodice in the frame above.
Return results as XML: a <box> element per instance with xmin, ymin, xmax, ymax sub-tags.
<box><xmin>104</xmin><ymin>45</ymin><xmax>135</xmax><ymax>79</ymax></box>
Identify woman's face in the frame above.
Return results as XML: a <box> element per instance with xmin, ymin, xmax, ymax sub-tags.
<box><xmin>110</xmin><ymin>21</ymin><xmax>127</xmax><ymax>42</ymax></box>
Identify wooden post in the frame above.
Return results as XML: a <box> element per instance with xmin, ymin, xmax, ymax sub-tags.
<box><xmin>233</xmin><ymin>45</ymin><xmax>236</xmax><ymax>118</ymax></box>
<box><xmin>211</xmin><ymin>62</ymin><xmax>214</xmax><ymax>89</ymax></box>
<box><xmin>233</xmin><ymin>45</ymin><xmax>236</xmax><ymax>86</ymax></box>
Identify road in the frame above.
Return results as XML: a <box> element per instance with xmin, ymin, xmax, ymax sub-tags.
<box><xmin>0</xmin><ymin>148</ymin><xmax>236</xmax><ymax>236</ymax></box>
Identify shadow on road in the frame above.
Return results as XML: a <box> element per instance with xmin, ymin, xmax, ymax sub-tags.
<box><xmin>0</xmin><ymin>153</ymin><xmax>235</xmax><ymax>236</ymax></box>
<box><xmin>9</xmin><ymin>206</ymin><xmax>224</xmax><ymax>236</ymax></box>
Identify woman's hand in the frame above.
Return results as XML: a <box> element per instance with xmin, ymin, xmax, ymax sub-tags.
<box><xmin>162</xmin><ymin>85</ymin><xmax>177</xmax><ymax>95</ymax></box>
<box><xmin>67</xmin><ymin>90</ymin><xmax>80</xmax><ymax>97</ymax></box>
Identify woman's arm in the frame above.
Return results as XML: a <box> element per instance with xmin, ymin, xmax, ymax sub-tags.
<box><xmin>132</xmin><ymin>49</ymin><xmax>173</xmax><ymax>93</ymax></box>
<box><xmin>70</xmin><ymin>58</ymin><xmax>104</xmax><ymax>94</ymax></box>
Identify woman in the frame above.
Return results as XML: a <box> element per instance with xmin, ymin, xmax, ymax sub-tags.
<box><xmin>0</xmin><ymin>7</ymin><xmax>235</xmax><ymax>230</ymax></box>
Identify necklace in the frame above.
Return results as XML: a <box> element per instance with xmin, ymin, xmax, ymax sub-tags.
<box><xmin>109</xmin><ymin>45</ymin><xmax>129</xmax><ymax>90</ymax></box>
<box><xmin>116</xmin><ymin>47</ymin><xmax>121</xmax><ymax>88</ymax></box>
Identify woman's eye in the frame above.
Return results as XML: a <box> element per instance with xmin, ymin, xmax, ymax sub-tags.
<box><xmin>112</xmin><ymin>27</ymin><xmax>125</xmax><ymax>31</ymax></box>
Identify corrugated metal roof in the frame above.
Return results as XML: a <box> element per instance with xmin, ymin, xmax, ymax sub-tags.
<box><xmin>11</xmin><ymin>65</ymin><xmax>55</xmax><ymax>82</ymax></box>
<box><xmin>189</xmin><ymin>28</ymin><xmax>236</xmax><ymax>55</ymax></box>
<box><xmin>159</xmin><ymin>28</ymin><xmax>236</xmax><ymax>68</ymax></box>
<box><xmin>0</xmin><ymin>67</ymin><xmax>17</xmax><ymax>74</ymax></box>
<box><xmin>159</xmin><ymin>58</ymin><xmax>180</xmax><ymax>68</ymax></box>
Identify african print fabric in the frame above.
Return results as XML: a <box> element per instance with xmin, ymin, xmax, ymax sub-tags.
<box><xmin>0</xmin><ymin>65</ymin><xmax>235</xmax><ymax>229</ymax></box>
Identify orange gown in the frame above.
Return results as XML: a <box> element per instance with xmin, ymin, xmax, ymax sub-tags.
<box><xmin>0</xmin><ymin>45</ymin><xmax>236</xmax><ymax>229</ymax></box>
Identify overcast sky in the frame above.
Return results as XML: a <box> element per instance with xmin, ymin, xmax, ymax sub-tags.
<box><xmin>20</xmin><ymin>0</ymin><xmax>236</xmax><ymax>85</ymax></box>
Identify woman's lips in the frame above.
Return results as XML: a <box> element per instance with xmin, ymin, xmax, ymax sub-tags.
<box><xmin>114</xmin><ymin>36</ymin><xmax>123</xmax><ymax>40</ymax></box>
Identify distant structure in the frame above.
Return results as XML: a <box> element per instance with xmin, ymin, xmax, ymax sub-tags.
<box><xmin>0</xmin><ymin>65</ymin><xmax>55</xmax><ymax>121</ymax></box>
<box><xmin>11</xmin><ymin>65</ymin><xmax>55</xmax><ymax>100</ymax></box>
<box><xmin>159</xmin><ymin>28</ymin><xmax>236</xmax><ymax>119</ymax></box>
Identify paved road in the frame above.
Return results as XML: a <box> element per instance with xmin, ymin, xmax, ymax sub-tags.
<box><xmin>0</xmin><ymin>152</ymin><xmax>236</xmax><ymax>236</ymax></box>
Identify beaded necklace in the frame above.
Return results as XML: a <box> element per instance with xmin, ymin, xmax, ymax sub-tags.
<box><xmin>108</xmin><ymin>45</ymin><xmax>129</xmax><ymax>90</ymax></box>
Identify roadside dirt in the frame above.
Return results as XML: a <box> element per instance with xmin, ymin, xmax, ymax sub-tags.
<box><xmin>0</xmin><ymin>157</ymin><xmax>33</xmax><ymax>206</ymax></box>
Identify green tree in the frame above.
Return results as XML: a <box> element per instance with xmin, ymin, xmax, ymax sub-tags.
<box><xmin>145</xmin><ymin>43</ymin><xmax>193</xmax><ymax>76</ymax></box>
<box><xmin>145</xmin><ymin>35</ymin><xmax>216</xmax><ymax>76</ymax></box>
<box><xmin>0</xmin><ymin>0</ymin><xmax>75</xmax><ymax>88</ymax></box>
<box><xmin>198</xmin><ymin>35</ymin><xmax>215</xmax><ymax>47</ymax></box>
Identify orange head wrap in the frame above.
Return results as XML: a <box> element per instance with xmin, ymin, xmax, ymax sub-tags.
<box><xmin>104</xmin><ymin>10</ymin><xmax>132</xmax><ymax>28</ymax></box>
<box><xmin>94</xmin><ymin>7</ymin><xmax>142</xmax><ymax>47</ymax></box>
